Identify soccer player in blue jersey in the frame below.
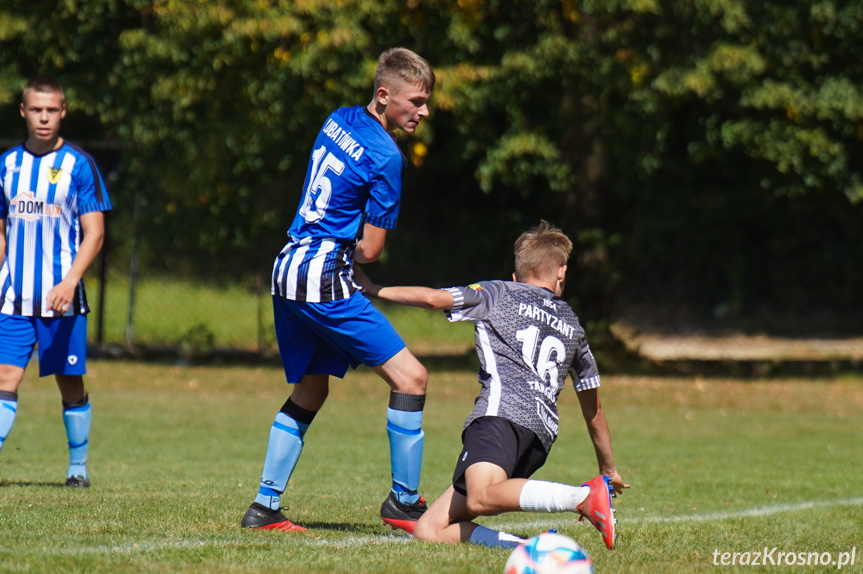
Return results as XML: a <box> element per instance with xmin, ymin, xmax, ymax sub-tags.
<box><xmin>355</xmin><ymin>221</ymin><xmax>628</xmax><ymax>550</ymax></box>
<box><xmin>0</xmin><ymin>76</ymin><xmax>112</xmax><ymax>488</ymax></box>
<box><xmin>241</xmin><ymin>48</ymin><xmax>435</xmax><ymax>533</ymax></box>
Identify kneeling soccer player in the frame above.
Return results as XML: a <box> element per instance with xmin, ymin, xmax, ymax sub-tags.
<box><xmin>355</xmin><ymin>220</ymin><xmax>629</xmax><ymax>550</ymax></box>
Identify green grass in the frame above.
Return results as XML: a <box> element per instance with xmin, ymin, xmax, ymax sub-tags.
<box><xmin>85</xmin><ymin>275</ymin><xmax>474</xmax><ymax>353</ymax></box>
<box><xmin>85</xmin><ymin>274</ymin><xmax>271</xmax><ymax>349</ymax></box>
<box><xmin>1</xmin><ymin>363</ymin><xmax>862</xmax><ymax>573</ymax></box>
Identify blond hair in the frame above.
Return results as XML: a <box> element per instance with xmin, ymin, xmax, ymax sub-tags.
<box><xmin>374</xmin><ymin>47</ymin><xmax>435</xmax><ymax>94</ymax></box>
<box><xmin>514</xmin><ymin>220</ymin><xmax>573</xmax><ymax>282</ymax></box>
<box><xmin>23</xmin><ymin>76</ymin><xmax>65</xmax><ymax>104</ymax></box>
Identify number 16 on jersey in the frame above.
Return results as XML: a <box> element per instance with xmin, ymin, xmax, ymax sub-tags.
<box><xmin>517</xmin><ymin>325</ymin><xmax>566</xmax><ymax>389</ymax></box>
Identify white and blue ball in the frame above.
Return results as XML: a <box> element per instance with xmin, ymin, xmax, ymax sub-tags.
<box><xmin>503</xmin><ymin>532</ymin><xmax>594</xmax><ymax>574</ymax></box>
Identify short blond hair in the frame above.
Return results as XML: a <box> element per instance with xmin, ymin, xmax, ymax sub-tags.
<box><xmin>514</xmin><ymin>220</ymin><xmax>573</xmax><ymax>282</ymax></box>
<box><xmin>374</xmin><ymin>47</ymin><xmax>435</xmax><ymax>94</ymax></box>
<box><xmin>23</xmin><ymin>76</ymin><xmax>65</xmax><ymax>104</ymax></box>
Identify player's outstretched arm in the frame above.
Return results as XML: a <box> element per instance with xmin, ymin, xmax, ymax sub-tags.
<box><xmin>354</xmin><ymin>266</ymin><xmax>454</xmax><ymax>310</ymax></box>
<box><xmin>576</xmin><ymin>388</ymin><xmax>630</xmax><ymax>495</ymax></box>
<box><xmin>378</xmin><ymin>285</ymin><xmax>454</xmax><ymax>310</ymax></box>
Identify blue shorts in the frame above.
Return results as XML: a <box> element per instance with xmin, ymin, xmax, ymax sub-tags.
<box><xmin>0</xmin><ymin>313</ymin><xmax>88</xmax><ymax>377</ymax></box>
<box><xmin>272</xmin><ymin>293</ymin><xmax>405</xmax><ymax>385</ymax></box>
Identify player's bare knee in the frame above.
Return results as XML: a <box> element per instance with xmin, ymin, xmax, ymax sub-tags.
<box><xmin>0</xmin><ymin>365</ymin><xmax>25</xmax><ymax>392</ymax></box>
<box><xmin>411</xmin><ymin>365</ymin><xmax>428</xmax><ymax>394</ymax></box>
<box><xmin>291</xmin><ymin>382</ymin><xmax>328</xmax><ymax>411</ymax></box>
<box><xmin>412</xmin><ymin>519</ymin><xmax>435</xmax><ymax>542</ymax></box>
<box><xmin>393</xmin><ymin>364</ymin><xmax>427</xmax><ymax>395</ymax></box>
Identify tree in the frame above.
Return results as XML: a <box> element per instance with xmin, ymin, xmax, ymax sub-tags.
<box><xmin>1</xmin><ymin>0</ymin><xmax>860</xmax><ymax>325</ymax></box>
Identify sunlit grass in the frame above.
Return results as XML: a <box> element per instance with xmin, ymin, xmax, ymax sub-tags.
<box><xmin>1</xmin><ymin>362</ymin><xmax>861</xmax><ymax>572</ymax></box>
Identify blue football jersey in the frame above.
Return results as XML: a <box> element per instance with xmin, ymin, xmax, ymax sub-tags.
<box><xmin>0</xmin><ymin>142</ymin><xmax>112</xmax><ymax>317</ymax></box>
<box><xmin>273</xmin><ymin>106</ymin><xmax>406</xmax><ymax>302</ymax></box>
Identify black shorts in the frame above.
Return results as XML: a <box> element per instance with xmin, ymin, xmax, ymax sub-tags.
<box><xmin>452</xmin><ymin>416</ymin><xmax>548</xmax><ymax>496</ymax></box>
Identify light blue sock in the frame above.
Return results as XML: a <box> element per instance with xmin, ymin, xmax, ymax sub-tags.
<box><xmin>386</xmin><ymin>392</ymin><xmax>425</xmax><ymax>504</ymax></box>
<box><xmin>0</xmin><ymin>391</ymin><xmax>18</xmax><ymax>453</ymax></box>
<box><xmin>255</xmin><ymin>410</ymin><xmax>311</xmax><ymax>511</ymax></box>
<box><xmin>469</xmin><ymin>525</ymin><xmax>524</xmax><ymax>549</ymax></box>
<box><xmin>62</xmin><ymin>396</ymin><xmax>91</xmax><ymax>479</ymax></box>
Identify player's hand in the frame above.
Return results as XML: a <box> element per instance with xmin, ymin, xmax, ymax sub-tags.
<box><xmin>352</xmin><ymin>265</ymin><xmax>380</xmax><ymax>297</ymax></box>
<box><xmin>605</xmin><ymin>471</ymin><xmax>630</xmax><ymax>496</ymax></box>
<box><xmin>46</xmin><ymin>280</ymin><xmax>75</xmax><ymax>313</ymax></box>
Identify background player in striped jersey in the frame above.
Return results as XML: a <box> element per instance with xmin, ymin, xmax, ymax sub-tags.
<box><xmin>241</xmin><ymin>48</ymin><xmax>435</xmax><ymax>533</ymax></box>
<box><xmin>355</xmin><ymin>221</ymin><xmax>629</xmax><ymax>550</ymax></box>
<box><xmin>0</xmin><ymin>76</ymin><xmax>112</xmax><ymax>488</ymax></box>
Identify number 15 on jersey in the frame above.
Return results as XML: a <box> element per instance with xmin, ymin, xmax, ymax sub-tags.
<box><xmin>299</xmin><ymin>146</ymin><xmax>345</xmax><ymax>224</ymax></box>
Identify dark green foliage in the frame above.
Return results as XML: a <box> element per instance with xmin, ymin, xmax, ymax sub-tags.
<box><xmin>0</xmin><ymin>0</ymin><xmax>860</xmax><ymax>323</ymax></box>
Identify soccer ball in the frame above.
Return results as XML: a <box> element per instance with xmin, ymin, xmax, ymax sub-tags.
<box><xmin>503</xmin><ymin>532</ymin><xmax>594</xmax><ymax>574</ymax></box>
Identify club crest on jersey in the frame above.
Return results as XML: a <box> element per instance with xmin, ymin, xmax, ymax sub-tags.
<box><xmin>48</xmin><ymin>167</ymin><xmax>63</xmax><ymax>184</ymax></box>
<box><xmin>468</xmin><ymin>283</ymin><xmax>483</xmax><ymax>291</ymax></box>
<box><xmin>9</xmin><ymin>191</ymin><xmax>62</xmax><ymax>221</ymax></box>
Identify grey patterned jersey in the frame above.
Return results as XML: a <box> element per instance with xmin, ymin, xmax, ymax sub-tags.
<box><xmin>444</xmin><ymin>280</ymin><xmax>601</xmax><ymax>452</ymax></box>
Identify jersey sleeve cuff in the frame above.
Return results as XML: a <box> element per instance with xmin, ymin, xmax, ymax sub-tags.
<box><xmin>79</xmin><ymin>201</ymin><xmax>113</xmax><ymax>215</ymax></box>
<box><xmin>363</xmin><ymin>212</ymin><xmax>396</xmax><ymax>229</ymax></box>
<box><xmin>574</xmin><ymin>375</ymin><xmax>601</xmax><ymax>392</ymax></box>
<box><xmin>443</xmin><ymin>287</ymin><xmax>465</xmax><ymax>321</ymax></box>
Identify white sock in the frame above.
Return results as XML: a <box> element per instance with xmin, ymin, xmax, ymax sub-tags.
<box><xmin>469</xmin><ymin>525</ymin><xmax>524</xmax><ymax>549</ymax></box>
<box><xmin>518</xmin><ymin>480</ymin><xmax>590</xmax><ymax>513</ymax></box>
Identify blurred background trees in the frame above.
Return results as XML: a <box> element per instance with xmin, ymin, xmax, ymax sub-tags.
<box><xmin>1</xmin><ymin>0</ymin><xmax>861</xmax><ymax>341</ymax></box>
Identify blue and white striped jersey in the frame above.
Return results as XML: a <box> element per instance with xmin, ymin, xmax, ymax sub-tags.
<box><xmin>272</xmin><ymin>106</ymin><xmax>405</xmax><ymax>303</ymax></box>
<box><xmin>0</xmin><ymin>142</ymin><xmax>112</xmax><ymax>317</ymax></box>
<box><xmin>444</xmin><ymin>281</ymin><xmax>600</xmax><ymax>451</ymax></box>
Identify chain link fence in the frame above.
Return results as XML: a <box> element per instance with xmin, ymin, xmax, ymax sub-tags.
<box><xmin>86</xmin><ymin>272</ymin><xmax>274</xmax><ymax>357</ymax></box>
<box><xmin>84</xmin><ymin>251</ymin><xmax>475</xmax><ymax>361</ymax></box>
<box><xmin>84</xmin><ymin>253</ymin><xmax>863</xmax><ymax>375</ymax></box>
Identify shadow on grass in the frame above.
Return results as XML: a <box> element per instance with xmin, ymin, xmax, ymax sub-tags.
<box><xmin>0</xmin><ymin>480</ymin><xmax>68</xmax><ymax>488</ymax></box>
<box><xmin>92</xmin><ymin>342</ymin><xmax>863</xmax><ymax>378</ymax></box>
<box><xmin>91</xmin><ymin>344</ymin><xmax>481</xmax><ymax>373</ymax></box>
<box><xmin>241</xmin><ymin>521</ymin><xmax>410</xmax><ymax>538</ymax></box>
<box><xmin>298</xmin><ymin>521</ymin><xmax>410</xmax><ymax>536</ymax></box>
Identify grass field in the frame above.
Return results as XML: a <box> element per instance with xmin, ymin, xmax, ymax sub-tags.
<box><xmin>1</xmin><ymin>361</ymin><xmax>861</xmax><ymax>573</ymax></box>
<box><xmin>85</xmin><ymin>274</ymin><xmax>475</xmax><ymax>354</ymax></box>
